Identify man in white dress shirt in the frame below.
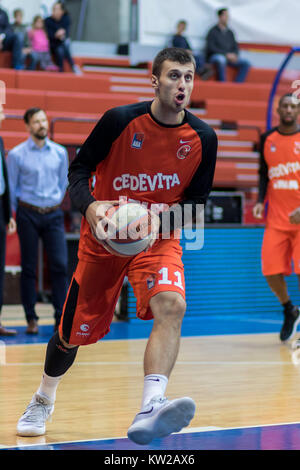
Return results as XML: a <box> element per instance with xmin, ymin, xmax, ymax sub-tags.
<box><xmin>7</xmin><ymin>107</ymin><xmax>69</xmax><ymax>334</ymax></box>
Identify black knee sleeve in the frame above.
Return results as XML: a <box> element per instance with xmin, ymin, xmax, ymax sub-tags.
<box><xmin>44</xmin><ymin>331</ymin><xmax>79</xmax><ymax>377</ymax></box>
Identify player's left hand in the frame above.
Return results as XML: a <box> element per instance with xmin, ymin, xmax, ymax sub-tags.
<box><xmin>289</xmin><ymin>207</ymin><xmax>300</xmax><ymax>224</ymax></box>
<box><xmin>7</xmin><ymin>217</ymin><xmax>16</xmax><ymax>234</ymax></box>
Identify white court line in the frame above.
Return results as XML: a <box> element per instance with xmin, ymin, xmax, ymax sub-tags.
<box><xmin>2</xmin><ymin>421</ymin><xmax>300</xmax><ymax>449</ymax></box>
<box><xmin>1</xmin><ymin>360</ymin><xmax>296</xmax><ymax>367</ymax></box>
<box><xmin>0</xmin><ymin>427</ymin><xmax>224</xmax><ymax>449</ymax></box>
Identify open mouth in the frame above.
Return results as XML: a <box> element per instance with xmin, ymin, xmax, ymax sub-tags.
<box><xmin>175</xmin><ymin>93</ymin><xmax>185</xmax><ymax>105</ymax></box>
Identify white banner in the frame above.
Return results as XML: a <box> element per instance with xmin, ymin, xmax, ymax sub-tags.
<box><xmin>138</xmin><ymin>0</ymin><xmax>300</xmax><ymax>49</ymax></box>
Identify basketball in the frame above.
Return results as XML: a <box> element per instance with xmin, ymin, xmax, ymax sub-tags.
<box><xmin>96</xmin><ymin>202</ymin><xmax>154</xmax><ymax>256</ymax></box>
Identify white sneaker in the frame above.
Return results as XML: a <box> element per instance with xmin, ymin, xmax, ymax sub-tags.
<box><xmin>17</xmin><ymin>393</ymin><xmax>54</xmax><ymax>436</ymax></box>
<box><xmin>72</xmin><ymin>64</ymin><xmax>83</xmax><ymax>75</ymax></box>
<box><xmin>127</xmin><ymin>396</ymin><xmax>196</xmax><ymax>445</ymax></box>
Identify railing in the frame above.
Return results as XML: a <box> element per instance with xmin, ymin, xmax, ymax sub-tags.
<box><xmin>266</xmin><ymin>46</ymin><xmax>300</xmax><ymax>130</ymax></box>
<box><xmin>49</xmin><ymin>116</ymin><xmax>98</xmax><ymax>140</ymax></box>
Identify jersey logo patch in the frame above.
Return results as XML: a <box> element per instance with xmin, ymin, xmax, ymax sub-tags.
<box><xmin>177</xmin><ymin>144</ymin><xmax>191</xmax><ymax>160</ymax></box>
<box><xmin>294</xmin><ymin>142</ymin><xmax>300</xmax><ymax>155</ymax></box>
<box><xmin>147</xmin><ymin>275</ymin><xmax>156</xmax><ymax>289</ymax></box>
<box><xmin>131</xmin><ymin>133</ymin><xmax>145</xmax><ymax>149</ymax></box>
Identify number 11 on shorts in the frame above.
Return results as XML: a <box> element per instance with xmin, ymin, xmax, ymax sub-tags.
<box><xmin>158</xmin><ymin>267</ymin><xmax>184</xmax><ymax>290</ymax></box>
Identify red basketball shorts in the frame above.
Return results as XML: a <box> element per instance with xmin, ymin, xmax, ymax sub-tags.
<box><xmin>59</xmin><ymin>238</ymin><xmax>185</xmax><ymax>345</ymax></box>
<box><xmin>261</xmin><ymin>227</ymin><xmax>300</xmax><ymax>276</ymax></box>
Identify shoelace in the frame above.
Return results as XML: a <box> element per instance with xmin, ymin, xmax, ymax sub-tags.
<box><xmin>148</xmin><ymin>396</ymin><xmax>168</xmax><ymax>406</ymax></box>
<box><xmin>21</xmin><ymin>402</ymin><xmax>51</xmax><ymax>423</ymax></box>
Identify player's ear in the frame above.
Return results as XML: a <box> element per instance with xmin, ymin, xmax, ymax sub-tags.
<box><xmin>151</xmin><ymin>74</ymin><xmax>159</xmax><ymax>90</ymax></box>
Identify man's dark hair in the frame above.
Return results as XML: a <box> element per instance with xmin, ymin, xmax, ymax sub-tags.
<box><xmin>54</xmin><ymin>1</ymin><xmax>68</xmax><ymax>14</ymax></box>
<box><xmin>23</xmin><ymin>107</ymin><xmax>44</xmax><ymax>124</ymax></box>
<box><xmin>217</xmin><ymin>8</ymin><xmax>228</xmax><ymax>16</ymax></box>
<box><xmin>278</xmin><ymin>93</ymin><xmax>299</xmax><ymax>106</ymax></box>
<box><xmin>152</xmin><ymin>47</ymin><xmax>196</xmax><ymax>78</ymax></box>
<box><xmin>13</xmin><ymin>8</ymin><xmax>23</xmax><ymax>17</ymax></box>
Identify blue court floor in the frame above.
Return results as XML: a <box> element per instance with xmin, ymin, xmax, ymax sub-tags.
<box><xmin>0</xmin><ymin>311</ymin><xmax>286</xmax><ymax>345</ymax></box>
<box><xmin>5</xmin><ymin>422</ymin><xmax>300</xmax><ymax>450</ymax></box>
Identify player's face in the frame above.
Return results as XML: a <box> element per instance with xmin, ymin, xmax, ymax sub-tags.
<box><xmin>27</xmin><ymin>110</ymin><xmax>49</xmax><ymax>140</ymax></box>
<box><xmin>277</xmin><ymin>96</ymin><xmax>300</xmax><ymax>126</ymax></box>
<box><xmin>152</xmin><ymin>60</ymin><xmax>195</xmax><ymax>114</ymax></box>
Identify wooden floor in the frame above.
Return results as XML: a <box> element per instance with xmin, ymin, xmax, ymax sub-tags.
<box><xmin>1</xmin><ymin>314</ymin><xmax>300</xmax><ymax>448</ymax></box>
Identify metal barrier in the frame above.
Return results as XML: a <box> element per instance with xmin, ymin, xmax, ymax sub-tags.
<box><xmin>49</xmin><ymin>116</ymin><xmax>98</xmax><ymax>141</ymax></box>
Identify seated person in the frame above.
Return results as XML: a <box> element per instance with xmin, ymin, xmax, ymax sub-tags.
<box><xmin>28</xmin><ymin>16</ymin><xmax>59</xmax><ymax>71</ymax></box>
<box><xmin>206</xmin><ymin>8</ymin><xmax>251</xmax><ymax>82</ymax></box>
<box><xmin>170</xmin><ymin>20</ymin><xmax>212</xmax><ymax>79</ymax></box>
<box><xmin>44</xmin><ymin>1</ymin><xmax>81</xmax><ymax>74</ymax></box>
<box><xmin>11</xmin><ymin>8</ymin><xmax>35</xmax><ymax>70</ymax></box>
<box><xmin>0</xmin><ymin>5</ymin><xmax>23</xmax><ymax>69</ymax></box>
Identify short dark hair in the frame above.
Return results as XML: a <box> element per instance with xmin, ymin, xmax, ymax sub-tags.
<box><xmin>278</xmin><ymin>93</ymin><xmax>299</xmax><ymax>106</ymax></box>
<box><xmin>152</xmin><ymin>47</ymin><xmax>196</xmax><ymax>78</ymax></box>
<box><xmin>54</xmin><ymin>1</ymin><xmax>68</xmax><ymax>14</ymax></box>
<box><xmin>23</xmin><ymin>107</ymin><xmax>44</xmax><ymax>124</ymax></box>
<box><xmin>217</xmin><ymin>8</ymin><xmax>228</xmax><ymax>16</ymax></box>
<box><xmin>13</xmin><ymin>8</ymin><xmax>23</xmax><ymax>17</ymax></box>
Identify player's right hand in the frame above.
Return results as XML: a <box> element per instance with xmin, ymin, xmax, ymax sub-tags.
<box><xmin>252</xmin><ymin>203</ymin><xmax>264</xmax><ymax>219</ymax></box>
<box><xmin>85</xmin><ymin>200</ymin><xmax>119</xmax><ymax>242</ymax></box>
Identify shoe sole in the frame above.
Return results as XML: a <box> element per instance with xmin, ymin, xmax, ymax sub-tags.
<box><xmin>16</xmin><ymin>425</ymin><xmax>46</xmax><ymax>437</ymax></box>
<box><xmin>281</xmin><ymin>309</ymin><xmax>300</xmax><ymax>342</ymax></box>
<box><xmin>127</xmin><ymin>397</ymin><xmax>196</xmax><ymax>445</ymax></box>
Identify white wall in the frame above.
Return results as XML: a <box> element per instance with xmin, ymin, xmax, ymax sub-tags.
<box><xmin>138</xmin><ymin>0</ymin><xmax>300</xmax><ymax>49</ymax></box>
<box><xmin>1</xmin><ymin>0</ymin><xmax>56</xmax><ymax>24</ymax></box>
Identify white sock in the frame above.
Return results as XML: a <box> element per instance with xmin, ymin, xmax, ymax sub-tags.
<box><xmin>37</xmin><ymin>372</ymin><xmax>63</xmax><ymax>403</ymax></box>
<box><xmin>141</xmin><ymin>374</ymin><xmax>168</xmax><ymax>409</ymax></box>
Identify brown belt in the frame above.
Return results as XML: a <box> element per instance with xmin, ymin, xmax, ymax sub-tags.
<box><xmin>18</xmin><ymin>200</ymin><xmax>61</xmax><ymax>214</ymax></box>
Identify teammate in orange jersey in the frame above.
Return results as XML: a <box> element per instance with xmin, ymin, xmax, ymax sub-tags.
<box><xmin>253</xmin><ymin>93</ymin><xmax>300</xmax><ymax>342</ymax></box>
<box><xmin>17</xmin><ymin>48</ymin><xmax>218</xmax><ymax>444</ymax></box>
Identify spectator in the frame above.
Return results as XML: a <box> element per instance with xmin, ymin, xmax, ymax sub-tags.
<box><xmin>206</xmin><ymin>8</ymin><xmax>250</xmax><ymax>82</ymax></box>
<box><xmin>170</xmin><ymin>20</ymin><xmax>212</xmax><ymax>80</ymax></box>
<box><xmin>44</xmin><ymin>1</ymin><xmax>81</xmax><ymax>74</ymax></box>
<box><xmin>28</xmin><ymin>16</ymin><xmax>59</xmax><ymax>71</ymax></box>
<box><xmin>0</xmin><ymin>2</ymin><xmax>24</xmax><ymax>69</ymax></box>
<box><xmin>0</xmin><ymin>103</ymin><xmax>17</xmax><ymax>336</ymax></box>
<box><xmin>7</xmin><ymin>107</ymin><xmax>69</xmax><ymax>335</ymax></box>
<box><xmin>11</xmin><ymin>8</ymin><xmax>35</xmax><ymax>70</ymax></box>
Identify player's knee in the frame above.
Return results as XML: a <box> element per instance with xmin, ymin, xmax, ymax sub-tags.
<box><xmin>58</xmin><ymin>331</ymin><xmax>78</xmax><ymax>349</ymax></box>
<box><xmin>150</xmin><ymin>292</ymin><xmax>186</xmax><ymax>322</ymax></box>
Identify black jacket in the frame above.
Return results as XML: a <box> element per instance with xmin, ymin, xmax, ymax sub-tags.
<box><xmin>0</xmin><ymin>137</ymin><xmax>12</xmax><ymax>224</ymax></box>
<box><xmin>206</xmin><ymin>25</ymin><xmax>239</xmax><ymax>59</ymax></box>
<box><xmin>0</xmin><ymin>8</ymin><xmax>12</xmax><ymax>36</ymax></box>
<box><xmin>44</xmin><ymin>13</ymin><xmax>71</xmax><ymax>48</ymax></box>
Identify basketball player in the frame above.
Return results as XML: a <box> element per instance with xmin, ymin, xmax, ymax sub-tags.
<box><xmin>253</xmin><ymin>93</ymin><xmax>300</xmax><ymax>342</ymax></box>
<box><xmin>17</xmin><ymin>47</ymin><xmax>218</xmax><ymax>444</ymax></box>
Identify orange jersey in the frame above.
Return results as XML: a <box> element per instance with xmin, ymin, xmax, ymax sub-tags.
<box><xmin>259</xmin><ymin>128</ymin><xmax>300</xmax><ymax>230</ymax></box>
<box><xmin>68</xmin><ymin>101</ymin><xmax>217</xmax><ymax>259</ymax></box>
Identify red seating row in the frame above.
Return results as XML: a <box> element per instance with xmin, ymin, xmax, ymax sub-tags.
<box><xmin>0</xmin><ymin>69</ymin><xmax>274</xmax><ymax>104</ymax></box>
<box><xmin>3</xmin><ymin>87</ymin><xmax>274</xmax><ymax>124</ymax></box>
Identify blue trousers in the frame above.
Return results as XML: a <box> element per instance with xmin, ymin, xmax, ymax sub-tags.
<box><xmin>51</xmin><ymin>39</ymin><xmax>74</xmax><ymax>72</ymax></box>
<box><xmin>3</xmin><ymin>32</ymin><xmax>24</xmax><ymax>70</ymax></box>
<box><xmin>208</xmin><ymin>53</ymin><xmax>250</xmax><ymax>82</ymax></box>
<box><xmin>16</xmin><ymin>206</ymin><xmax>68</xmax><ymax>325</ymax></box>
